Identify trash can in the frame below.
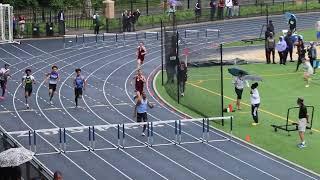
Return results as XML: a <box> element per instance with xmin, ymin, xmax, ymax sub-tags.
<box><xmin>32</xmin><ymin>23</ymin><xmax>40</xmax><ymax>37</ymax></box>
<box><xmin>46</xmin><ymin>22</ymin><xmax>54</xmax><ymax>36</ymax></box>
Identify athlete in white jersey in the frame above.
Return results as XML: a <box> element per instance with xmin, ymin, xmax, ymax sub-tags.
<box><xmin>0</xmin><ymin>64</ymin><xmax>10</xmax><ymax>99</ymax></box>
<box><xmin>45</xmin><ymin>66</ymin><xmax>60</xmax><ymax>104</ymax></box>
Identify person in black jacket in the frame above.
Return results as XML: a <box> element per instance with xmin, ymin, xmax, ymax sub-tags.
<box><xmin>122</xmin><ymin>10</ymin><xmax>128</xmax><ymax>32</ymax></box>
<box><xmin>179</xmin><ymin>61</ymin><xmax>187</xmax><ymax>96</ymax></box>
<box><xmin>284</xmin><ymin>31</ymin><xmax>294</xmax><ymax>62</ymax></box>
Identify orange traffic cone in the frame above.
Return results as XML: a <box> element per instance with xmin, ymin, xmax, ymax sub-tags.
<box><xmin>228</xmin><ymin>104</ymin><xmax>233</xmax><ymax>112</ymax></box>
<box><xmin>245</xmin><ymin>135</ymin><xmax>251</xmax><ymax>142</ymax></box>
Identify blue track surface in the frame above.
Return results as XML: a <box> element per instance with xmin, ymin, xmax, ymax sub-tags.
<box><xmin>0</xmin><ymin>13</ymin><xmax>320</xmax><ymax>180</ymax></box>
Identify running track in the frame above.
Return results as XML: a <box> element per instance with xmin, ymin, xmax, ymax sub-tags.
<box><xmin>0</xmin><ymin>13</ymin><xmax>319</xmax><ymax>180</ymax></box>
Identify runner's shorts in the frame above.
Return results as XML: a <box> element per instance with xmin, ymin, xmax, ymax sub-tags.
<box><xmin>298</xmin><ymin>118</ymin><xmax>307</xmax><ymax>132</ymax></box>
<box><xmin>137</xmin><ymin>112</ymin><xmax>148</xmax><ymax>122</ymax></box>
<box><xmin>74</xmin><ymin>88</ymin><xmax>83</xmax><ymax>97</ymax></box>
<box><xmin>49</xmin><ymin>84</ymin><xmax>57</xmax><ymax>92</ymax></box>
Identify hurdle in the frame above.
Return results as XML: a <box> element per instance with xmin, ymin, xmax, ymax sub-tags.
<box><xmin>63</xmin><ymin>35</ymin><xmax>78</xmax><ymax>49</ymax></box>
<box><xmin>144</xmin><ymin>31</ymin><xmax>159</xmax><ymax>41</ymax></box>
<box><xmin>123</xmin><ymin>32</ymin><xmax>139</xmax><ymax>46</ymax></box>
<box><xmin>102</xmin><ymin>33</ymin><xmax>118</xmax><ymax>46</ymax></box>
<box><xmin>184</xmin><ymin>29</ymin><xmax>200</xmax><ymax>39</ymax></box>
<box><xmin>205</xmin><ymin>29</ymin><xmax>221</xmax><ymax>45</ymax></box>
<box><xmin>271</xmin><ymin>106</ymin><xmax>314</xmax><ymax>136</ymax></box>
<box><xmin>82</xmin><ymin>33</ymin><xmax>100</xmax><ymax>48</ymax></box>
<box><xmin>10</xmin><ymin>116</ymin><xmax>233</xmax><ymax>153</ymax></box>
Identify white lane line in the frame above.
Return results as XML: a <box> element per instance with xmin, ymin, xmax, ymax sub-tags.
<box><xmin>58</xmin><ymin>42</ymin><xmax>169</xmax><ymax>180</ymax></box>
<box><xmin>30</xmin><ymin>40</ymin><xmax>138</xmax><ymax>180</ymax></box>
<box><xmin>102</xmin><ymin>49</ymin><xmax>210</xmax><ymax>180</ymax></box>
<box><xmin>8</xmin><ymin>48</ymin><xmax>97</xmax><ymax>179</ymax></box>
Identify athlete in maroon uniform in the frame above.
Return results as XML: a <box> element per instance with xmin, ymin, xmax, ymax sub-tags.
<box><xmin>131</xmin><ymin>69</ymin><xmax>146</xmax><ymax>100</ymax></box>
<box><xmin>136</xmin><ymin>42</ymin><xmax>147</xmax><ymax>68</ymax></box>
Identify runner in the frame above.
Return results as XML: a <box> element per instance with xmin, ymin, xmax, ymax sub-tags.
<box><xmin>131</xmin><ymin>69</ymin><xmax>146</xmax><ymax>100</ymax></box>
<box><xmin>302</xmin><ymin>58</ymin><xmax>313</xmax><ymax>88</ymax></box>
<box><xmin>134</xmin><ymin>92</ymin><xmax>154</xmax><ymax>136</ymax></box>
<box><xmin>22</xmin><ymin>69</ymin><xmax>35</xmax><ymax>109</ymax></box>
<box><xmin>136</xmin><ymin>42</ymin><xmax>147</xmax><ymax>68</ymax></box>
<box><xmin>45</xmin><ymin>66</ymin><xmax>60</xmax><ymax>104</ymax></box>
<box><xmin>73</xmin><ymin>68</ymin><xmax>87</xmax><ymax>108</ymax></box>
<box><xmin>0</xmin><ymin>64</ymin><xmax>10</xmax><ymax>99</ymax></box>
<box><xmin>296</xmin><ymin>97</ymin><xmax>309</xmax><ymax>148</ymax></box>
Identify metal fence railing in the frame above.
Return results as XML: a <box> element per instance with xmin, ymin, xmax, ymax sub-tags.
<box><xmin>11</xmin><ymin>0</ymin><xmax>320</xmax><ymax>38</ymax></box>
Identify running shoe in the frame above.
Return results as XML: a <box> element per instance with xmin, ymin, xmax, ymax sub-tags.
<box><xmin>297</xmin><ymin>143</ymin><xmax>306</xmax><ymax>148</ymax></box>
<box><xmin>305</xmin><ymin>84</ymin><xmax>310</xmax><ymax>88</ymax></box>
<box><xmin>141</xmin><ymin>132</ymin><xmax>145</xmax><ymax>136</ymax></box>
<box><xmin>26</xmin><ymin>104</ymin><xmax>30</xmax><ymax>109</ymax></box>
<box><xmin>251</xmin><ymin>122</ymin><xmax>259</xmax><ymax>126</ymax></box>
<box><xmin>50</xmin><ymin>101</ymin><xmax>53</xmax><ymax>105</ymax></box>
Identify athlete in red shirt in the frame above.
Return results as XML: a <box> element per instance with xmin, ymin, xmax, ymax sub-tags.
<box><xmin>131</xmin><ymin>69</ymin><xmax>146</xmax><ymax>100</ymax></box>
<box><xmin>136</xmin><ymin>42</ymin><xmax>147</xmax><ymax>68</ymax></box>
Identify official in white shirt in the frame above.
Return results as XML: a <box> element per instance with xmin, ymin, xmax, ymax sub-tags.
<box><xmin>250</xmin><ymin>82</ymin><xmax>260</xmax><ymax>126</ymax></box>
<box><xmin>276</xmin><ymin>36</ymin><xmax>288</xmax><ymax>65</ymax></box>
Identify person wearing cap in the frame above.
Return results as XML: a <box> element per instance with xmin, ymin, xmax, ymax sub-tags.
<box><xmin>250</xmin><ymin>82</ymin><xmax>260</xmax><ymax>126</ymax></box>
<box><xmin>265</xmin><ymin>32</ymin><xmax>275</xmax><ymax>64</ymax></box>
<box><xmin>307</xmin><ymin>41</ymin><xmax>317</xmax><ymax>73</ymax></box>
<box><xmin>295</xmin><ymin>35</ymin><xmax>305</xmax><ymax>71</ymax></box>
<box><xmin>276</xmin><ymin>36</ymin><xmax>288</xmax><ymax>65</ymax></box>
<box><xmin>296</xmin><ymin>98</ymin><xmax>308</xmax><ymax>148</ymax></box>
<box><xmin>302</xmin><ymin>58</ymin><xmax>313</xmax><ymax>88</ymax></box>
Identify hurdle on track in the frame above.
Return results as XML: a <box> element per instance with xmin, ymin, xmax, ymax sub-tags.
<box><xmin>82</xmin><ymin>34</ymin><xmax>100</xmax><ymax>48</ymax></box>
<box><xmin>8</xmin><ymin>116</ymin><xmax>233</xmax><ymax>154</ymax></box>
<box><xmin>144</xmin><ymin>31</ymin><xmax>159</xmax><ymax>41</ymax></box>
<box><xmin>205</xmin><ymin>29</ymin><xmax>220</xmax><ymax>38</ymax></box>
<box><xmin>63</xmin><ymin>35</ymin><xmax>78</xmax><ymax>49</ymax></box>
<box><xmin>184</xmin><ymin>29</ymin><xmax>200</xmax><ymax>39</ymax></box>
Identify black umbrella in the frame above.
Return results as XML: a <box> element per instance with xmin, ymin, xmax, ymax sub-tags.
<box><xmin>228</xmin><ymin>67</ymin><xmax>249</xmax><ymax>76</ymax></box>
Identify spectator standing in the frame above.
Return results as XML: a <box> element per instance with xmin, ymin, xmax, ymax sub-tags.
<box><xmin>250</xmin><ymin>82</ymin><xmax>260</xmax><ymax>126</ymax></box>
<box><xmin>122</xmin><ymin>10</ymin><xmax>128</xmax><ymax>32</ymax></box>
<box><xmin>127</xmin><ymin>11</ymin><xmax>133</xmax><ymax>32</ymax></box>
<box><xmin>132</xmin><ymin>9</ymin><xmax>141</xmax><ymax>31</ymax></box>
<box><xmin>57</xmin><ymin>10</ymin><xmax>65</xmax><ymax>35</ymax></box>
<box><xmin>288</xmin><ymin>15</ymin><xmax>296</xmax><ymax>33</ymax></box>
<box><xmin>232</xmin><ymin>72</ymin><xmax>249</xmax><ymax>110</ymax></box>
<box><xmin>13</xmin><ymin>15</ymin><xmax>17</xmax><ymax>38</ymax></box>
<box><xmin>93</xmin><ymin>12</ymin><xmax>100</xmax><ymax>34</ymax></box>
<box><xmin>217</xmin><ymin>0</ymin><xmax>225</xmax><ymax>19</ymax></box>
<box><xmin>179</xmin><ymin>61</ymin><xmax>188</xmax><ymax>97</ymax></box>
<box><xmin>210</xmin><ymin>0</ymin><xmax>217</xmax><ymax>20</ymax></box>
<box><xmin>307</xmin><ymin>41</ymin><xmax>317</xmax><ymax>73</ymax></box>
<box><xmin>265</xmin><ymin>32</ymin><xmax>275</xmax><ymax>64</ymax></box>
<box><xmin>276</xmin><ymin>36</ymin><xmax>288</xmax><ymax>65</ymax></box>
<box><xmin>225</xmin><ymin>0</ymin><xmax>233</xmax><ymax>18</ymax></box>
<box><xmin>232</xmin><ymin>0</ymin><xmax>239</xmax><ymax>17</ymax></box>
<box><xmin>284</xmin><ymin>30</ymin><xmax>294</xmax><ymax>62</ymax></box>
<box><xmin>295</xmin><ymin>36</ymin><xmax>305</xmax><ymax>71</ymax></box>
<box><xmin>18</xmin><ymin>15</ymin><xmax>25</xmax><ymax>39</ymax></box>
<box><xmin>296</xmin><ymin>98</ymin><xmax>308</xmax><ymax>148</ymax></box>
<box><xmin>195</xmin><ymin>1</ymin><xmax>201</xmax><ymax>22</ymax></box>
<box><xmin>266</xmin><ymin>20</ymin><xmax>274</xmax><ymax>35</ymax></box>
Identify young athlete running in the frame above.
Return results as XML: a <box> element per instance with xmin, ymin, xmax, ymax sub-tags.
<box><xmin>134</xmin><ymin>92</ymin><xmax>154</xmax><ymax>136</ymax></box>
<box><xmin>73</xmin><ymin>68</ymin><xmax>87</xmax><ymax>108</ymax></box>
<box><xmin>131</xmin><ymin>69</ymin><xmax>146</xmax><ymax>100</ymax></box>
<box><xmin>302</xmin><ymin>58</ymin><xmax>313</xmax><ymax>88</ymax></box>
<box><xmin>0</xmin><ymin>64</ymin><xmax>10</xmax><ymax>99</ymax></box>
<box><xmin>22</xmin><ymin>69</ymin><xmax>35</xmax><ymax>109</ymax></box>
<box><xmin>45</xmin><ymin>66</ymin><xmax>60</xmax><ymax>104</ymax></box>
<box><xmin>136</xmin><ymin>42</ymin><xmax>147</xmax><ymax>68</ymax></box>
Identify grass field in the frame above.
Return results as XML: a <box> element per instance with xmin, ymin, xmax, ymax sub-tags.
<box><xmin>224</xmin><ymin>28</ymin><xmax>318</xmax><ymax>47</ymax></box>
<box><xmin>155</xmin><ymin>63</ymin><xmax>320</xmax><ymax>173</ymax></box>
